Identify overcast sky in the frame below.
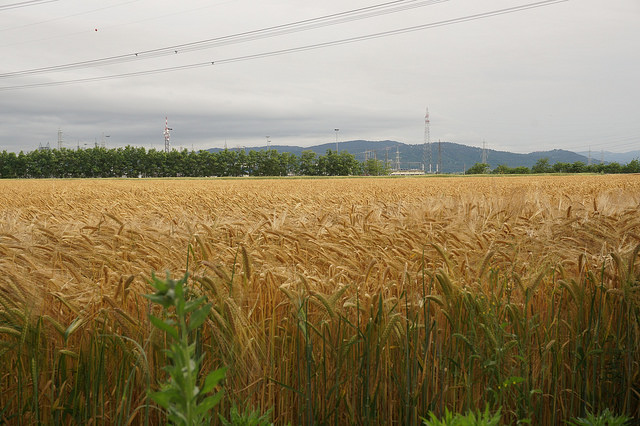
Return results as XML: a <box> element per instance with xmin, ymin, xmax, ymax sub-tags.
<box><xmin>0</xmin><ymin>0</ymin><xmax>638</xmax><ymax>154</ymax></box>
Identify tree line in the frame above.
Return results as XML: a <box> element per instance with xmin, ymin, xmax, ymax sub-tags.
<box><xmin>3</xmin><ymin>147</ymin><xmax>636</xmax><ymax>179</ymax></box>
<box><xmin>466</xmin><ymin>157</ymin><xmax>640</xmax><ymax>175</ymax></box>
<box><xmin>0</xmin><ymin>146</ymin><xmax>391</xmax><ymax>179</ymax></box>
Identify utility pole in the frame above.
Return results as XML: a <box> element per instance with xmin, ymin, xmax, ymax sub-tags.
<box><xmin>423</xmin><ymin>107</ymin><xmax>431</xmax><ymax>174</ymax></box>
<box><xmin>164</xmin><ymin>117</ymin><xmax>172</xmax><ymax>153</ymax></box>
<box><xmin>385</xmin><ymin>147</ymin><xmax>390</xmax><ymax>170</ymax></box>
<box><xmin>438</xmin><ymin>140</ymin><xmax>442</xmax><ymax>174</ymax></box>
<box><xmin>481</xmin><ymin>140</ymin><xmax>488</xmax><ymax>164</ymax></box>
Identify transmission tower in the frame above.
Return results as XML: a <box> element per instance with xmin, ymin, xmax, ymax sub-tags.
<box><xmin>437</xmin><ymin>140</ymin><xmax>442</xmax><ymax>174</ymax></box>
<box><xmin>423</xmin><ymin>107</ymin><xmax>432</xmax><ymax>174</ymax></box>
<box><xmin>395</xmin><ymin>146</ymin><xmax>401</xmax><ymax>171</ymax></box>
<box><xmin>164</xmin><ymin>117</ymin><xmax>172</xmax><ymax>153</ymax></box>
<box><xmin>57</xmin><ymin>128</ymin><xmax>63</xmax><ymax>150</ymax></box>
<box><xmin>481</xmin><ymin>140</ymin><xmax>488</xmax><ymax>164</ymax></box>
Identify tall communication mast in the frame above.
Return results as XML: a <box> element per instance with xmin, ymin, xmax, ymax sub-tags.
<box><xmin>385</xmin><ymin>147</ymin><xmax>390</xmax><ymax>170</ymax></box>
<box><xmin>481</xmin><ymin>140</ymin><xmax>488</xmax><ymax>164</ymax></box>
<box><xmin>423</xmin><ymin>108</ymin><xmax>432</xmax><ymax>174</ymax></box>
<box><xmin>164</xmin><ymin>117</ymin><xmax>172</xmax><ymax>153</ymax></box>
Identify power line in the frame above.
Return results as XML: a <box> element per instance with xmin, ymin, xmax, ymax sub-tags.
<box><xmin>0</xmin><ymin>0</ymin><xmax>143</xmax><ymax>34</ymax></box>
<box><xmin>0</xmin><ymin>0</ymin><xmax>568</xmax><ymax>91</ymax></box>
<box><xmin>0</xmin><ymin>0</ymin><xmax>448</xmax><ymax>78</ymax></box>
<box><xmin>560</xmin><ymin>136</ymin><xmax>640</xmax><ymax>153</ymax></box>
<box><xmin>0</xmin><ymin>0</ymin><xmax>59</xmax><ymax>11</ymax></box>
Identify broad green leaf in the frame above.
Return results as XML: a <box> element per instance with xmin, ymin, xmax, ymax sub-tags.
<box><xmin>149</xmin><ymin>390</ymin><xmax>172</xmax><ymax>409</ymax></box>
<box><xmin>195</xmin><ymin>390</ymin><xmax>224</xmax><ymax>415</ymax></box>
<box><xmin>148</xmin><ymin>275</ymin><xmax>169</xmax><ymax>292</ymax></box>
<box><xmin>188</xmin><ymin>304</ymin><xmax>212</xmax><ymax>332</ymax></box>
<box><xmin>184</xmin><ymin>296</ymin><xmax>207</xmax><ymax>314</ymax></box>
<box><xmin>144</xmin><ymin>294</ymin><xmax>172</xmax><ymax>309</ymax></box>
<box><xmin>201</xmin><ymin>367</ymin><xmax>227</xmax><ymax>394</ymax></box>
<box><xmin>149</xmin><ymin>315</ymin><xmax>179</xmax><ymax>340</ymax></box>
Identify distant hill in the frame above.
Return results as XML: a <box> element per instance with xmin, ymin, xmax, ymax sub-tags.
<box><xmin>576</xmin><ymin>150</ymin><xmax>640</xmax><ymax>164</ymax></box>
<box><xmin>209</xmin><ymin>140</ymin><xmax>597</xmax><ymax>173</ymax></box>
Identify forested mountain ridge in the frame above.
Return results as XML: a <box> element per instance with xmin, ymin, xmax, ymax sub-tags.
<box><xmin>210</xmin><ymin>140</ymin><xmax>605</xmax><ymax>173</ymax></box>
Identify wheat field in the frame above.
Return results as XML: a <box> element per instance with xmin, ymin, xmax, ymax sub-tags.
<box><xmin>0</xmin><ymin>175</ymin><xmax>639</xmax><ymax>424</ymax></box>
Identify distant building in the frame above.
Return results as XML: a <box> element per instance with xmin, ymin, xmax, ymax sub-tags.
<box><xmin>390</xmin><ymin>170</ymin><xmax>424</xmax><ymax>176</ymax></box>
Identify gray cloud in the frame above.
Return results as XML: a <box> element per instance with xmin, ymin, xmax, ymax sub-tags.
<box><xmin>1</xmin><ymin>0</ymin><xmax>638</xmax><ymax>154</ymax></box>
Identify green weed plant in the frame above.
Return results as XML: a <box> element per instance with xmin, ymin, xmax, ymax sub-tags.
<box><xmin>145</xmin><ymin>272</ymin><xmax>226</xmax><ymax>425</ymax></box>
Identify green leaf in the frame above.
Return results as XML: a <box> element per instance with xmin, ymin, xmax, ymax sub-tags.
<box><xmin>176</xmin><ymin>297</ymin><xmax>185</xmax><ymax>316</ymax></box>
<box><xmin>149</xmin><ymin>390</ymin><xmax>172</xmax><ymax>409</ymax></box>
<box><xmin>148</xmin><ymin>274</ymin><xmax>170</xmax><ymax>293</ymax></box>
<box><xmin>63</xmin><ymin>317</ymin><xmax>84</xmax><ymax>341</ymax></box>
<box><xmin>506</xmin><ymin>376</ymin><xmax>524</xmax><ymax>385</ymax></box>
<box><xmin>144</xmin><ymin>294</ymin><xmax>173</xmax><ymax>309</ymax></box>
<box><xmin>175</xmin><ymin>280</ymin><xmax>185</xmax><ymax>299</ymax></box>
<box><xmin>201</xmin><ymin>367</ymin><xmax>227</xmax><ymax>394</ymax></box>
<box><xmin>195</xmin><ymin>391</ymin><xmax>224</xmax><ymax>415</ymax></box>
<box><xmin>149</xmin><ymin>315</ymin><xmax>179</xmax><ymax>340</ymax></box>
<box><xmin>188</xmin><ymin>304</ymin><xmax>212</xmax><ymax>332</ymax></box>
<box><xmin>184</xmin><ymin>296</ymin><xmax>207</xmax><ymax>314</ymax></box>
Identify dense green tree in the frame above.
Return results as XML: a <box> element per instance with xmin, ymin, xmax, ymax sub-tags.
<box><xmin>511</xmin><ymin>166</ymin><xmax>530</xmax><ymax>174</ymax></box>
<box><xmin>2</xmin><ymin>146</ymin><xmax>638</xmax><ymax>179</ymax></box>
<box><xmin>0</xmin><ymin>151</ymin><xmax>19</xmax><ymax>178</ymax></box>
<box><xmin>298</xmin><ymin>151</ymin><xmax>318</xmax><ymax>176</ymax></box>
<box><xmin>319</xmin><ymin>150</ymin><xmax>338</xmax><ymax>175</ymax></box>
<box><xmin>280</xmin><ymin>152</ymin><xmax>298</xmax><ymax>176</ymax></box>
<box><xmin>362</xmin><ymin>158</ymin><xmax>389</xmax><ymax>176</ymax></box>
<box><xmin>215</xmin><ymin>149</ymin><xmax>232</xmax><ymax>176</ymax></box>
<box><xmin>14</xmin><ymin>152</ymin><xmax>28</xmax><ymax>178</ymax></box>
<box><xmin>145</xmin><ymin>149</ymin><xmax>163</xmax><ymax>177</ymax></box>
<box><xmin>198</xmin><ymin>150</ymin><xmax>218</xmax><ymax>177</ymax></box>
<box><xmin>336</xmin><ymin>151</ymin><xmax>361</xmax><ymax>176</ymax></box>
<box><xmin>622</xmin><ymin>159</ymin><xmax>640</xmax><ymax>173</ymax></box>
<box><xmin>258</xmin><ymin>149</ymin><xmax>286</xmax><ymax>176</ymax></box>
<box><xmin>492</xmin><ymin>164</ymin><xmax>510</xmax><ymax>174</ymax></box>
<box><xmin>466</xmin><ymin>163</ymin><xmax>490</xmax><ymax>174</ymax></box>
<box><xmin>234</xmin><ymin>150</ymin><xmax>247</xmax><ymax>176</ymax></box>
<box><xmin>568</xmin><ymin>161</ymin><xmax>587</xmax><ymax>173</ymax></box>
<box><xmin>531</xmin><ymin>158</ymin><xmax>552</xmax><ymax>174</ymax></box>
<box><xmin>602</xmin><ymin>162</ymin><xmax>622</xmax><ymax>174</ymax></box>
<box><xmin>552</xmin><ymin>162</ymin><xmax>570</xmax><ymax>173</ymax></box>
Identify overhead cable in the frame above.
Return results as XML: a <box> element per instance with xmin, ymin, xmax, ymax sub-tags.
<box><xmin>0</xmin><ymin>0</ymin><xmax>569</xmax><ymax>91</ymax></box>
<box><xmin>0</xmin><ymin>0</ymin><xmax>143</xmax><ymax>34</ymax></box>
<box><xmin>0</xmin><ymin>0</ymin><xmax>448</xmax><ymax>78</ymax></box>
<box><xmin>0</xmin><ymin>0</ymin><xmax>59</xmax><ymax>11</ymax></box>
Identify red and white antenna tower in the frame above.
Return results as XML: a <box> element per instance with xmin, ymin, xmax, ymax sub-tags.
<box><xmin>423</xmin><ymin>107</ymin><xmax>432</xmax><ymax>174</ymax></box>
<box><xmin>164</xmin><ymin>117</ymin><xmax>172</xmax><ymax>153</ymax></box>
